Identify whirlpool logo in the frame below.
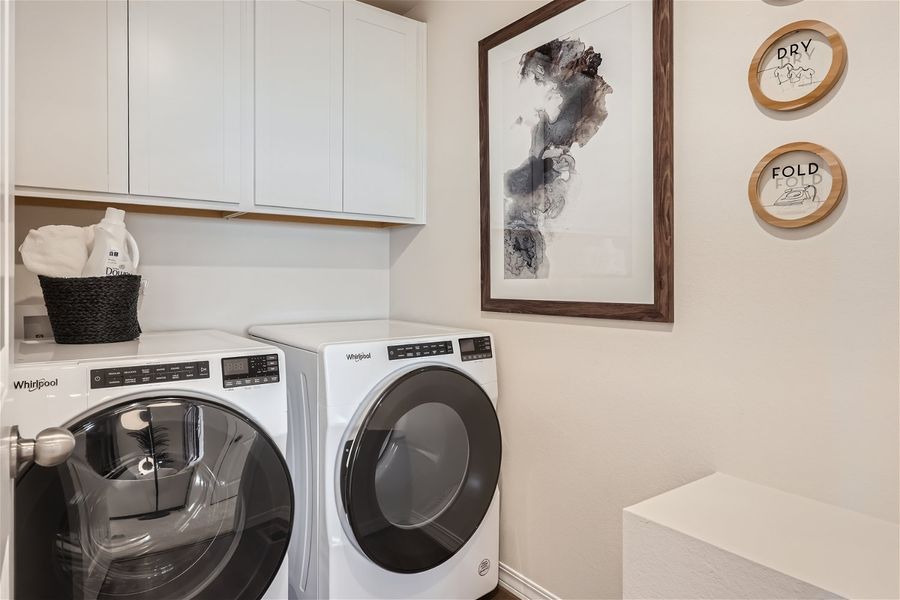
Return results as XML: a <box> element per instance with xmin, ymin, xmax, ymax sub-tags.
<box><xmin>13</xmin><ymin>378</ymin><xmax>58</xmax><ymax>392</ymax></box>
<box><xmin>478</xmin><ymin>559</ymin><xmax>491</xmax><ymax>576</ymax></box>
<box><xmin>345</xmin><ymin>352</ymin><xmax>372</xmax><ymax>363</ymax></box>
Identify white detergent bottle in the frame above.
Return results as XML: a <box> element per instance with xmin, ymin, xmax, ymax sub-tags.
<box><xmin>82</xmin><ymin>208</ymin><xmax>140</xmax><ymax>277</ymax></box>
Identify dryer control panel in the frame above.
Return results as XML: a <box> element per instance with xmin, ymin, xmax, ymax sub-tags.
<box><xmin>459</xmin><ymin>336</ymin><xmax>493</xmax><ymax>361</ymax></box>
<box><xmin>91</xmin><ymin>361</ymin><xmax>210</xmax><ymax>389</ymax></box>
<box><xmin>222</xmin><ymin>354</ymin><xmax>280</xmax><ymax>388</ymax></box>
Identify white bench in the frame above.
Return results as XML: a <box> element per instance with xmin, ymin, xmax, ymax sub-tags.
<box><xmin>623</xmin><ymin>473</ymin><xmax>899</xmax><ymax>599</ymax></box>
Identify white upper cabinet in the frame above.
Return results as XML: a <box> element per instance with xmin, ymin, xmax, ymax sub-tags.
<box><xmin>15</xmin><ymin>0</ymin><xmax>128</xmax><ymax>193</ymax></box>
<box><xmin>255</xmin><ymin>1</ymin><xmax>343</xmax><ymax>213</ymax></box>
<box><xmin>14</xmin><ymin>0</ymin><xmax>424</xmax><ymax>223</ymax></box>
<box><xmin>343</xmin><ymin>1</ymin><xmax>424</xmax><ymax>219</ymax></box>
<box><xmin>128</xmin><ymin>0</ymin><xmax>250</xmax><ymax>204</ymax></box>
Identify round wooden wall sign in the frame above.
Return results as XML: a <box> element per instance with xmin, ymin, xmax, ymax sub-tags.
<box><xmin>748</xmin><ymin>142</ymin><xmax>846</xmax><ymax>228</ymax></box>
<box><xmin>748</xmin><ymin>20</ymin><xmax>847</xmax><ymax>111</ymax></box>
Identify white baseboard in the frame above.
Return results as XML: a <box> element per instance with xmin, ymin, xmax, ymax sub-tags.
<box><xmin>498</xmin><ymin>562</ymin><xmax>560</xmax><ymax>600</ymax></box>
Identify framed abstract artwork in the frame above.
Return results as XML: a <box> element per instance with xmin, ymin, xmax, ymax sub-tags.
<box><xmin>748</xmin><ymin>142</ymin><xmax>846</xmax><ymax>228</ymax></box>
<box><xmin>478</xmin><ymin>0</ymin><xmax>673</xmax><ymax>322</ymax></box>
<box><xmin>748</xmin><ymin>20</ymin><xmax>847</xmax><ymax>112</ymax></box>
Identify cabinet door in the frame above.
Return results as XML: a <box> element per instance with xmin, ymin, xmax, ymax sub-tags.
<box><xmin>15</xmin><ymin>0</ymin><xmax>128</xmax><ymax>193</ymax></box>
<box><xmin>343</xmin><ymin>1</ymin><xmax>423</xmax><ymax>219</ymax></box>
<box><xmin>255</xmin><ymin>0</ymin><xmax>342</xmax><ymax>213</ymax></box>
<box><xmin>129</xmin><ymin>0</ymin><xmax>249</xmax><ymax>204</ymax></box>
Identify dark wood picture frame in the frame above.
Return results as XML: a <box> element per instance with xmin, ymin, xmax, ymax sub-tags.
<box><xmin>478</xmin><ymin>0</ymin><xmax>674</xmax><ymax>322</ymax></box>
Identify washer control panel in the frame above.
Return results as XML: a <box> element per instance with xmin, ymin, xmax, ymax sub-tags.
<box><xmin>388</xmin><ymin>340</ymin><xmax>453</xmax><ymax>360</ymax></box>
<box><xmin>222</xmin><ymin>353</ymin><xmax>280</xmax><ymax>388</ymax></box>
<box><xmin>459</xmin><ymin>336</ymin><xmax>492</xmax><ymax>361</ymax></box>
<box><xmin>91</xmin><ymin>361</ymin><xmax>211</xmax><ymax>389</ymax></box>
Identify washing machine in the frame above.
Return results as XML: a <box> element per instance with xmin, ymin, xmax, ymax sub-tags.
<box><xmin>7</xmin><ymin>330</ymin><xmax>293</xmax><ymax>600</ymax></box>
<box><xmin>249</xmin><ymin>320</ymin><xmax>501</xmax><ymax>600</ymax></box>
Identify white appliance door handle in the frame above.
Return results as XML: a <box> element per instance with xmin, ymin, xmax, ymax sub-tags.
<box><xmin>296</xmin><ymin>371</ymin><xmax>313</xmax><ymax>592</ymax></box>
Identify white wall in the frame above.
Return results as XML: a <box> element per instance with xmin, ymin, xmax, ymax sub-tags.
<box><xmin>15</xmin><ymin>205</ymin><xmax>390</xmax><ymax>333</ymax></box>
<box><xmin>391</xmin><ymin>1</ymin><xmax>900</xmax><ymax>598</ymax></box>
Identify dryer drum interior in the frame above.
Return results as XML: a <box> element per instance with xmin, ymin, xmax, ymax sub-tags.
<box><xmin>14</xmin><ymin>397</ymin><xmax>293</xmax><ymax>600</ymax></box>
<box><xmin>342</xmin><ymin>366</ymin><xmax>502</xmax><ymax>573</ymax></box>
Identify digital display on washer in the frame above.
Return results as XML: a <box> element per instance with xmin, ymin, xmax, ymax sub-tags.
<box><xmin>222</xmin><ymin>357</ymin><xmax>249</xmax><ymax>377</ymax></box>
<box><xmin>221</xmin><ymin>354</ymin><xmax>280</xmax><ymax>388</ymax></box>
<box><xmin>459</xmin><ymin>338</ymin><xmax>475</xmax><ymax>354</ymax></box>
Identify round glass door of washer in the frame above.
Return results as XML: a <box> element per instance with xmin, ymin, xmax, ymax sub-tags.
<box><xmin>15</xmin><ymin>397</ymin><xmax>293</xmax><ymax>600</ymax></box>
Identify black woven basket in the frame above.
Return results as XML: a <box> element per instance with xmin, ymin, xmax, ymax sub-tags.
<box><xmin>38</xmin><ymin>275</ymin><xmax>142</xmax><ymax>344</ymax></box>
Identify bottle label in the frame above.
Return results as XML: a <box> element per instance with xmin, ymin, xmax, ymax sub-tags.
<box><xmin>105</xmin><ymin>248</ymin><xmax>133</xmax><ymax>275</ymax></box>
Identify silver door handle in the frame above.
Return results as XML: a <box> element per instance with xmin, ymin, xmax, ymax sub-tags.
<box><xmin>9</xmin><ymin>426</ymin><xmax>76</xmax><ymax>478</ymax></box>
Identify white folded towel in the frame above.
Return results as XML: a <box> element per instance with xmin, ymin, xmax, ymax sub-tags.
<box><xmin>19</xmin><ymin>225</ymin><xmax>92</xmax><ymax>278</ymax></box>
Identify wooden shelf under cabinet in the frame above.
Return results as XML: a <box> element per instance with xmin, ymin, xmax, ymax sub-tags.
<box><xmin>15</xmin><ymin>196</ymin><xmax>400</xmax><ymax>229</ymax></box>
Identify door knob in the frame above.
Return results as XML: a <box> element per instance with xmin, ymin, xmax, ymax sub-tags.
<box><xmin>9</xmin><ymin>426</ymin><xmax>76</xmax><ymax>478</ymax></box>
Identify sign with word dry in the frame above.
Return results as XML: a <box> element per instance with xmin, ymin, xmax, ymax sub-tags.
<box><xmin>748</xmin><ymin>20</ymin><xmax>847</xmax><ymax>111</ymax></box>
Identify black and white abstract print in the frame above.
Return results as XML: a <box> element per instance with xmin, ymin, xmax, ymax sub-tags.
<box><xmin>486</xmin><ymin>1</ymin><xmax>656</xmax><ymax>306</ymax></box>
<box><xmin>504</xmin><ymin>38</ymin><xmax>613</xmax><ymax>279</ymax></box>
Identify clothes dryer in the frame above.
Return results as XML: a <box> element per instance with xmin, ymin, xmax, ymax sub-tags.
<box><xmin>250</xmin><ymin>320</ymin><xmax>501</xmax><ymax>600</ymax></box>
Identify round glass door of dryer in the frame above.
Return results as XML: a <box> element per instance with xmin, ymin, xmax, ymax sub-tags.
<box><xmin>341</xmin><ymin>366</ymin><xmax>501</xmax><ymax>573</ymax></box>
<box><xmin>14</xmin><ymin>397</ymin><xmax>293</xmax><ymax>600</ymax></box>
